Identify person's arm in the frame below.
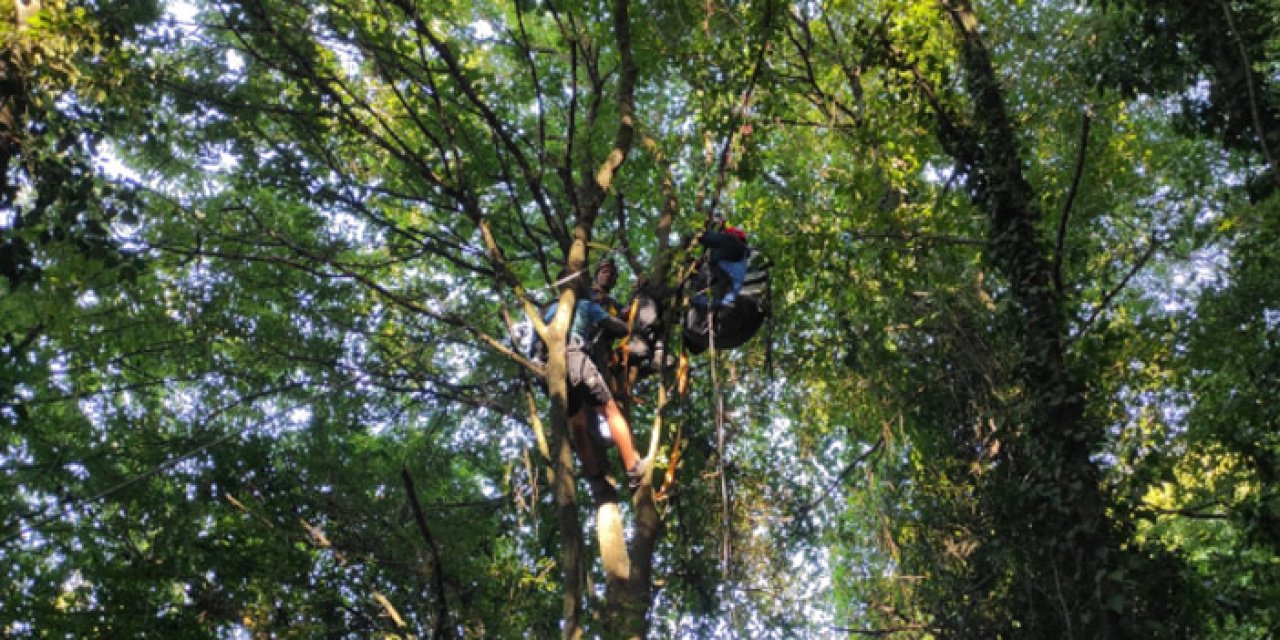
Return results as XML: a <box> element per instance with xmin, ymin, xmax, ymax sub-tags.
<box><xmin>699</xmin><ymin>232</ymin><xmax>748</xmax><ymax>262</ymax></box>
<box><xmin>698</xmin><ymin>231</ymin><xmax>729</xmax><ymax>250</ymax></box>
<box><xmin>588</xmin><ymin>302</ymin><xmax>629</xmax><ymax>338</ymax></box>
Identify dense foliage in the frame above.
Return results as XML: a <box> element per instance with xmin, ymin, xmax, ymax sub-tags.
<box><xmin>2</xmin><ymin>0</ymin><xmax>1278</xmax><ymax>637</ymax></box>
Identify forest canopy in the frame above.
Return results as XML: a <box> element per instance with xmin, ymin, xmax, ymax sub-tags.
<box><xmin>2</xmin><ymin>0</ymin><xmax>1278</xmax><ymax>637</ymax></box>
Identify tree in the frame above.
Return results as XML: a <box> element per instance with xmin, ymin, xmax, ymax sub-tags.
<box><xmin>4</xmin><ymin>0</ymin><xmax>1280</xmax><ymax>637</ymax></box>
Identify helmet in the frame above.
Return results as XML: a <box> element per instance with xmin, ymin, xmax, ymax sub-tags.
<box><xmin>594</xmin><ymin>258</ymin><xmax>618</xmax><ymax>289</ymax></box>
<box><xmin>724</xmin><ymin>226</ymin><xmax>747</xmax><ymax>242</ymax></box>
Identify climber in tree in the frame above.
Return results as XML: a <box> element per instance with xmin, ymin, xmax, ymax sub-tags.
<box><xmin>545</xmin><ymin>268</ymin><xmax>649</xmax><ymax>488</ymax></box>
<box><xmin>683</xmin><ymin>221</ymin><xmax>770</xmax><ymax>355</ymax></box>
<box><xmin>587</xmin><ymin>257</ymin><xmax>634</xmax><ymax>399</ymax></box>
<box><xmin>694</xmin><ymin>223</ymin><xmax>749</xmax><ymax>310</ymax></box>
<box><xmin>590</xmin><ymin>258</ymin><xmax>622</xmax><ymax>315</ymax></box>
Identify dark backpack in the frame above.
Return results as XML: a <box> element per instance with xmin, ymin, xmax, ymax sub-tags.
<box><xmin>682</xmin><ymin>248</ymin><xmax>771</xmax><ymax>355</ymax></box>
<box><xmin>622</xmin><ymin>281</ymin><xmax>671</xmax><ymax>375</ymax></box>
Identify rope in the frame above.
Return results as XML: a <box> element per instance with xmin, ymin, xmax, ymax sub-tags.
<box><xmin>709</xmin><ymin>306</ymin><xmax>731</xmax><ymax>576</ymax></box>
<box><xmin>765</xmin><ymin>273</ymin><xmax>775</xmax><ymax>380</ymax></box>
<box><xmin>618</xmin><ymin>296</ymin><xmax>641</xmax><ymax>370</ymax></box>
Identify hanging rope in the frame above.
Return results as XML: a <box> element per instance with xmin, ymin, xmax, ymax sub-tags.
<box><xmin>765</xmin><ymin>272</ymin><xmax>775</xmax><ymax>380</ymax></box>
<box><xmin>708</xmin><ymin>301</ymin><xmax>732</xmax><ymax>576</ymax></box>
<box><xmin>658</xmin><ymin>332</ymin><xmax>692</xmax><ymax>502</ymax></box>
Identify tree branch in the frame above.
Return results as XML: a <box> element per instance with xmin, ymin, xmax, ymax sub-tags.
<box><xmin>1143</xmin><ymin>507</ymin><xmax>1230</xmax><ymax>520</ymax></box>
<box><xmin>793</xmin><ymin>438</ymin><xmax>883</xmax><ymax>518</ymax></box>
<box><xmin>1054</xmin><ymin>107</ymin><xmax>1092</xmax><ymax>295</ymax></box>
<box><xmin>389</xmin><ymin>0</ymin><xmax>568</xmax><ymax>252</ymax></box>
<box><xmin>832</xmin><ymin>623</ymin><xmax>937</xmax><ymax>636</ymax></box>
<box><xmin>401</xmin><ymin>467</ymin><xmax>454</xmax><ymax>639</ymax></box>
<box><xmin>1</xmin><ymin>382</ymin><xmax>312</xmax><ymax>547</ymax></box>
<box><xmin>847</xmin><ymin>231</ymin><xmax>983</xmax><ymax>246</ymax></box>
<box><xmin>704</xmin><ymin>0</ymin><xmax>775</xmax><ymax>222</ymax></box>
<box><xmin>574</xmin><ymin>0</ymin><xmax>637</xmax><ymax>224</ymax></box>
<box><xmin>1218</xmin><ymin>0</ymin><xmax>1280</xmax><ymax>184</ymax></box>
<box><xmin>1078</xmin><ymin>238</ymin><xmax>1158</xmax><ymax>337</ymax></box>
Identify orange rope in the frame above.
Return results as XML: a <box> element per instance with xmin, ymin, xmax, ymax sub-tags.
<box><xmin>677</xmin><ymin>351</ymin><xmax>690</xmax><ymax>396</ymax></box>
<box><xmin>618</xmin><ymin>296</ymin><xmax>641</xmax><ymax>369</ymax></box>
<box><xmin>656</xmin><ymin>419</ymin><xmax>684</xmax><ymax>502</ymax></box>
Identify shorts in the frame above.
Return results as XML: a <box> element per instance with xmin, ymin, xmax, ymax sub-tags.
<box><xmin>566</xmin><ymin>348</ymin><xmax>612</xmax><ymax>415</ymax></box>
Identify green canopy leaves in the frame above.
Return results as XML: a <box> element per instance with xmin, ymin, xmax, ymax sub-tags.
<box><xmin>3</xmin><ymin>0</ymin><xmax>1280</xmax><ymax>637</ymax></box>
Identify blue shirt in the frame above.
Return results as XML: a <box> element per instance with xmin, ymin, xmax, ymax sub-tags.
<box><xmin>544</xmin><ymin>299</ymin><xmax>612</xmax><ymax>343</ymax></box>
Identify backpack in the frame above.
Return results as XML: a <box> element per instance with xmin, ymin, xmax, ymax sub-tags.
<box><xmin>621</xmin><ymin>281</ymin><xmax>670</xmax><ymax>376</ymax></box>
<box><xmin>682</xmin><ymin>248</ymin><xmax>771</xmax><ymax>355</ymax></box>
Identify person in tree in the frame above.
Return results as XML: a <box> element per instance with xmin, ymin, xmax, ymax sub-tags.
<box><xmin>587</xmin><ymin>257</ymin><xmax>633</xmax><ymax>397</ymax></box>
<box><xmin>694</xmin><ymin>223</ymin><xmax>750</xmax><ymax>309</ymax></box>
<box><xmin>544</xmin><ymin>268</ymin><xmax>648</xmax><ymax>487</ymax></box>
<box><xmin>590</xmin><ymin>258</ymin><xmax>622</xmax><ymax>315</ymax></box>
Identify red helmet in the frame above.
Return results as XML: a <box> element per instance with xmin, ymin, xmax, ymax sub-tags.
<box><xmin>724</xmin><ymin>226</ymin><xmax>747</xmax><ymax>242</ymax></box>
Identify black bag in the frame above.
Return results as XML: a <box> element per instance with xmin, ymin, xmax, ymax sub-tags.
<box><xmin>682</xmin><ymin>249</ymin><xmax>771</xmax><ymax>355</ymax></box>
<box><xmin>623</xmin><ymin>282</ymin><xmax>670</xmax><ymax>375</ymax></box>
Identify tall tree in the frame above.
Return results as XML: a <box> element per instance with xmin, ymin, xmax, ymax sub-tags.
<box><xmin>5</xmin><ymin>0</ymin><xmax>1280</xmax><ymax>637</ymax></box>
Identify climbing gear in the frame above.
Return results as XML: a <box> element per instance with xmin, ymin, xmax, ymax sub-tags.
<box><xmin>682</xmin><ymin>247</ymin><xmax>771</xmax><ymax>355</ymax></box>
<box><xmin>676</xmin><ymin>351</ymin><xmax>690</xmax><ymax>396</ymax></box>
<box><xmin>619</xmin><ymin>282</ymin><xmax>669</xmax><ymax>376</ymax></box>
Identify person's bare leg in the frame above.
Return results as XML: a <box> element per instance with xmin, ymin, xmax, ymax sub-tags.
<box><xmin>597</xmin><ymin>400</ymin><xmax>640</xmax><ymax>471</ymax></box>
<box><xmin>569</xmin><ymin>410</ymin><xmax>603</xmax><ymax>478</ymax></box>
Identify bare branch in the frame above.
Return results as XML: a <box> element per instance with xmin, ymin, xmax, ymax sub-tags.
<box><xmin>402</xmin><ymin>467</ymin><xmax>455</xmax><ymax>639</ymax></box>
<box><xmin>1078</xmin><ymin>238</ymin><xmax>1159</xmax><ymax>337</ymax></box>
<box><xmin>1219</xmin><ymin>0</ymin><xmax>1280</xmax><ymax>185</ymax></box>
<box><xmin>792</xmin><ymin>438</ymin><xmax>884</xmax><ymax>518</ymax></box>
<box><xmin>1054</xmin><ymin>107</ymin><xmax>1092</xmax><ymax>295</ymax></box>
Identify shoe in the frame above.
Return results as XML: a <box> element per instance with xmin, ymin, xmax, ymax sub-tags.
<box><xmin>626</xmin><ymin>458</ymin><xmax>650</xmax><ymax>489</ymax></box>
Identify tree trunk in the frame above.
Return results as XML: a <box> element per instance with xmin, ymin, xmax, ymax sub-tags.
<box><xmin>543</xmin><ymin>318</ymin><xmax>586</xmax><ymax>640</ymax></box>
<box><xmin>938</xmin><ymin>1</ymin><xmax>1121</xmax><ymax>636</ymax></box>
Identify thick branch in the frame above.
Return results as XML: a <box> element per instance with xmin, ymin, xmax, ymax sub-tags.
<box><xmin>575</xmin><ymin>0</ymin><xmax>637</xmax><ymax>223</ymax></box>
<box><xmin>639</xmin><ymin>129</ymin><xmax>682</xmax><ymax>284</ymax></box>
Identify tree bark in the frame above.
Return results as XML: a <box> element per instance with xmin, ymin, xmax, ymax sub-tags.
<box><xmin>544</xmin><ymin>235</ymin><xmax>592</xmax><ymax>639</ymax></box>
<box><xmin>937</xmin><ymin>1</ymin><xmax>1121</xmax><ymax>636</ymax></box>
